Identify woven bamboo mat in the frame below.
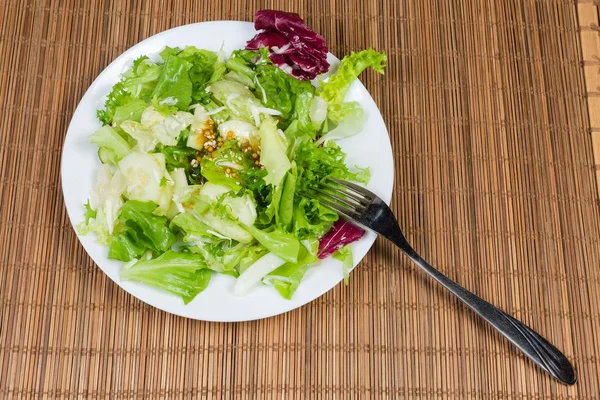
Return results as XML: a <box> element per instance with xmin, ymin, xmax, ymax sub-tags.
<box><xmin>2</xmin><ymin>0</ymin><xmax>600</xmax><ymax>398</ymax></box>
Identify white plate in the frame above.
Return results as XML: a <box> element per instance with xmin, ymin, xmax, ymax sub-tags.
<box><xmin>61</xmin><ymin>21</ymin><xmax>394</xmax><ymax>322</ymax></box>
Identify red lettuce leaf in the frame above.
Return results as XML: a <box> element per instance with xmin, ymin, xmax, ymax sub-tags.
<box><xmin>246</xmin><ymin>31</ymin><xmax>289</xmax><ymax>51</ymax></box>
<box><xmin>246</xmin><ymin>10</ymin><xmax>330</xmax><ymax>80</ymax></box>
<box><xmin>317</xmin><ymin>219</ymin><xmax>365</xmax><ymax>259</ymax></box>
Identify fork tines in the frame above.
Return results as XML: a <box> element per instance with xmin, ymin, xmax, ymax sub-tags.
<box><xmin>312</xmin><ymin>177</ymin><xmax>375</xmax><ymax>220</ymax></box>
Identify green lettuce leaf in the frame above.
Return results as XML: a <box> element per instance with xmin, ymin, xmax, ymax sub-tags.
<box><xmin>332</xmin><ymin>244</ymin><xmax>353</xmax><ymax>284</ymax></box>
<box><xmin>121</xmin><ymin>56</ymin><xmax>163</xmax><ymax>100</ymax></box>
<box><xmin>288</xmin><ymin>139</ymin><xmax>371</xmax><ymax>239</ymax></box>
<box><xmin>226</xmin><ymin>51</ymin><xmax>257</xmax><ymax>81</ymax></box>
<box><xmin>200</xmin><ymin>140</ymin><xmax>254</xmax><ymax>190</ymax></box>
<box><xmin>247</xmin><ymin>226</ymin><xmax>301</xmax><ymax>263</ymax></box>
<box><xmin>113</xmin><ymin>98</ymin><xmax>148</xmax><ymax>124</ymax></box>
<box><xmin>240</xmin><ymin>167</ymin><xmax>273</xmax><ymax>226</ymax></box>
<box><xmin>208</xmin><ymin>80</ymin><xmax>263</xmax><ymax>124</ymax></box>
<box><xmin>121</xmin><ymin>250</ymin><xmax>212</xmax><ymax>304</ymax></box>
<box><xmin>90</xmin><ymin>125</ymin><xmax>132</xmax><ymax>163</ymax></box>
<box><xmin>171</xmin><ymin>212</ymin><xmax>261</xmax><ymax>275</ymax></box>
<box><xmin>176</xmin><ymin>46</ymin><xmax>225</xmax><ymax>104</ymax></box>
<box><xmin>292</xmin><ymin>197</ymin><xmax>338</xmax><ymax>240</ymax></box>
<box><xmin>294</xmin><ymin>139</ymin><xmax>369</xmax><ymax>194</ymax></box>
<box><xmin>278</xmin><ymin>170</ymin><xmax>296</xmax><ymax>231</ymax></box>
<box><xmin>259</xmin><ymin>118</ymin><xmax>291</xmax><ymax>186</ymax></box>
<box><xmin>97</xmin><ymin>56</ymin><xmax>163</xmax><ymax>125</ymax></box>
<box><xmin>316</xmin><ymin>48</ymin><xmax>386</xmax><ymax>141</ymax></box>
<box><xmin>151</xmin><ymin>54</ymin><xmax>193</xmax><ymax>110</ymax></box>
<box><xmin>154</xmin><ymin>130</ymin><xmax>204</xmax><ymax>185</ymax></box>
<box><xmin>108</xmin><ymin>200</ymin><xmax>176</xmax><ymax>261</ymax></box>
<box><xmin>84</xmin><ymin>200</ymin><xmax>97</xmax><ymax>224</ymax></box>
<box><xmin>255</xmin><ymin>64</ymin><xmax>315</xmax><ymax>128</ymax></box>
<box><xmin>320</xmin><ymin>48</ymin><xmax>386</xmax><ymax>108</ymax></box>
<box><xmin>316</xmin><ymin>101</ymin><xmax>364</xmax><ymax>144</ymax></box>
<box><xmin>264</xmin><ymin>240</ymin><xmax>319</xmax><ymax>299</ymax></box>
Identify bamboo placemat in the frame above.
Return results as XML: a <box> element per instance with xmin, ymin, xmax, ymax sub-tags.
<box><xmin>2</xmin><ymin>0</ymin><xmax>600</xmax><ymax>398</ymax></box>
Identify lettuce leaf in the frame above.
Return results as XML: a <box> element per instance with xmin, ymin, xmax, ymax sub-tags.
<box><xmin>294</xmin><ymin>139</ymin><xmax>369</xmax><ymax>194</ymax></box>
<box><xmin>259</xmin><ymin>118</ymin><xmax>291</xmax><ymax>186</ymax></box>
<box><xmin>246</xmin><ymin>10</ymin><xmax>330</xmax><ymax>80</ymax></box>
<box><xmin>90</xmin><ymin>125</ymin><xmax>132</xmax><ymax>163</ymax></box>
<box><xmin>233</xmin><ymin>252</ymin><xmax>286</xmax><ymax>295</ymax></box>
<box><xmin>263</xmin><ymin>239</ymin><xmax>318</xmax><ymax>299</ymax></box>
<box><xmin>320</xmin><ymin>48</ymin><xmax>386</xmax><ymax>108</ymax></box>
<box><xmin>177</xmin><ymin>46</ymin><xmax>225</xmax><ymax>104</ymax></box>
<box><xmin>84</xmin><ymin>200</ymin><xmax>97</xmax><ymax>224</ymax></box>
<box><xmin>226</xmin><ymin>50</ymin><xmax>257</xmax><ymax>81</ymax></box>
<box><xmin>289</xmin><ymin>139</ymin><xmax>371</xmax><ymax>239</ymax></box>
<box><xmin>108</xmin><ymin>200</ymin><xmax>177</xmax><ymax>261</ymax></box>
<box><xmin>120</xmin><ymin>250</ymin><xmax>211</xmax><ymax>304</ymax></box>
<box><xmin>113</xmin><ymin>97</ymin><xmax>148</xmax><ymax>124</ymax></box>
<box><xmin>208</xmin><ymin>80</ymin><xmax>264</xmax><ymax>124</ymax></box>
<box><xmin>316</xmin><ymin>101</ymin><xmax>364</xmax><ymax>144</ymax></box>
<box><xmin>317</xmin><ymin>219</ymin><xmax>364</xmax><ymax>260</ymax></box>
<box><xmin>278</xmin><ymin>170</ymin><xmax>296</xmax><ymax>231</ymax></box>
<box><xmin>254</xmin><ymin>64</ymin><xmax>315</xmax><ymax>124</ymax></box>
<box><xmin>153</xmin><ymin>130</ymin><xmax>204</xmax><ymax>185</ymax></box>
<box><xmin>79</xmin><ymin>165</ymin><xmax>125</xmax><ymax>241</ymax></box>
<box><xmin>171</xmin><ymin>212</ymin><xmax>252</xmax><ymax>274</ymax></box>
<box><xmin>97</xmin><ymin>56</ymin><xmax>163</xmax><ymax>125</ymax></box>
<box><xmin>200</xmin><ymin>140</ymin><xmax>254</xmax><ymax>190</ymax></box>
<box><xmin>292</xmin><ymin>197</ymin><xmax>338</xmax><ymax>240</ymax></box>
<box><xmin>332</xmin><ymin>244</ymin><xmax>353</xmax><ymax>284</ymax></box>
<box><xmin>316</xmin><ymin>48</ymin><xmax>386</xmax><ymax>142</ymax></box>
<box><xmin>247</xmin><ymin>226</ymin><xmax>301</xmax><ymax>263</ymax></box>
<box><xmin>151</xmin><ymin>54</ymin><xmax>193</xmax><ymax>111</ymax></box>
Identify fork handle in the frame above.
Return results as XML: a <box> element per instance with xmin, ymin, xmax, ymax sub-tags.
<box><xmin>396</xmin><ymin>243</ymin><xmax>576</xmax><ymax>385</ymax></box>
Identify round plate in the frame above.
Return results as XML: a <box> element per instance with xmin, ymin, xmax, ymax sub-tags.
<box><xmin>61</xmin><ymin>21</ymin><xmax>394</xmax><ymax>322</ymax></box>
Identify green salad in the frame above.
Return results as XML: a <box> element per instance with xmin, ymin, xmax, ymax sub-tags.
<box><xmin>80</xmin><ymin>11</ymin><xmax>386</xmax><ymax>303</ymax></box>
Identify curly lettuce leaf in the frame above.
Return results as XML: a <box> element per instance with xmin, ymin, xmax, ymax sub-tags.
<box><xmin>289</xmin><ymin>140</ymin><xmax>370</xmax><ymax>239</ymax></box>
<box><xmin>84</xmin><ymin>200</ymin><xmax>97</xmax><ymax>224</ymax></box>
<box><xmin>177</xmin><ymin>46</ymin><xmax>226</xmax><ymax>104</ymax></box>
<box><xmin>294</xmin><ymin>139</ymin><xmax>369</xmax><ymax>194</ymax></box>
<box><xmin>315</xmin><ymin>49</ymin><xmax>386</xmax><ymax>142</ymax></box>
<box><xmin>292</xmin><ymin>197</ymin><xmax>338</xmax><ymax>240</ymax></box>
<box><xmin>320</xmin><ymin>48</ymin><xmax>386</xmax><ymax>108</ymax></box>
<box><xmin>97</xmin><ymin>56</ymin><xmax>163</xmax><ymax>125</ymax></box>
<box><xmin>254</xmin><ymin>64</ymin><xmax>315</xmax><ymax>123</ymax></box>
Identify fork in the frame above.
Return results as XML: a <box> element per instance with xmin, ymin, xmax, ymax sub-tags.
<box><xmin>315</xmin><ymin>177</ymin><xmax>577</xmax><ymax>385</ymax></box>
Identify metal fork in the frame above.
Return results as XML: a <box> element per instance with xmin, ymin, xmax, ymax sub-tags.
<box><xmin>315</xmin><ymin>177</ymin><xmax>576</xmax><ymax>385</ymax></box>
